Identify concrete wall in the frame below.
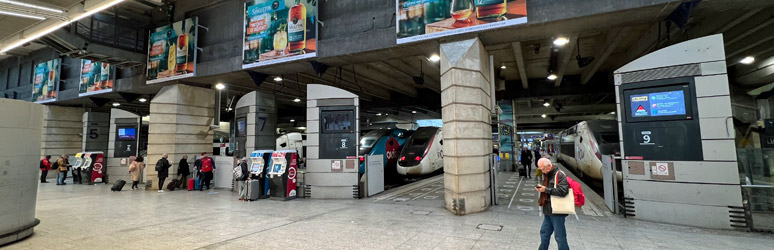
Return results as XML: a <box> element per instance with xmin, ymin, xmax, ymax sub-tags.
<box><xmin>146</xmin><ymin>84</ymin><xmax>214</xmax><ymax>190</ymax></box>
<box><xmin>82</xmin><ymin>112</ymin><xmax>110</xmax><ymax>152</ymax></box>
<box><xmin>0</xmin><ymin>99</ymin><xmax>43</xmax><ymax>245</ymax></box>
<box><xmin>40</xmin><ymin>106</ymin><xmax>84</xmax><ymax>163</ymax></box>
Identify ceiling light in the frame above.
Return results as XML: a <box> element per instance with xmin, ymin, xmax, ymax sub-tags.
<box><xmin>215</xmin><ymin>83</ymin><xmax>225</xmax><ymax>90</ymax></box>
<box><xmin>0</xmin><ymin>10</ymin><xmax>45</xmax><ymax>20</ymax></box>
<box><xmin>293</xmin><ymin>98</ymin><xmax>301</xmax><ymax>102</ymax></box>
<box><xmin>553</xmin><ymin>37</ymin><xmax>570</xmax><ymax>47</ymax></box>
<box><xmin>0</xmin><ymin>0</ymin><xmax>63</xmax><ymax>13</ymax></box>
<box><xmin>740</xmin><ymin>56</ymin><xmax>755</xmax><ymax>65</ymax></box>
<box><xmin>376</xmin><ymin>113</ymin><xmax>382</xmax><ymax>116</ymax></box>
<box><xmin>547</xmin><ymin>74</ymin><xmax>558</xmax><ymax>80</ymax></box>
<box><xmin>543</xmin><ymin>102</ymin><xmax>550</xmax><ymax>107</ymax></box>
<box><xmin>138</xmin><ymin>98</ymin><xmax>147</xmax><ymax>103</ymax></box>
<box><xmin>500</xmin><ymin>64</ymin><xmax>507</xmax><ymax>69</ymax></box>
<box><xmin>428</xmin><ymin>54</ymin><xmax>440</xmax><ymax>62</ymax></box>
<box><xmin>290</xmin><ymin>119</ymin><xmax>295</xmax><ymax>122</ymax></box>
<box><xmin>412</xmin><ymin>111</ymin><xmax>417</xmax><ymax>114</ymax></box>
<box><xmin>112</xmin><ymin>103</ymin><xmax>121</xmax><ymax>107</ymax></box>
<box><xmin>0</xmin><ymin>0</ymin><xmax>125</xmax><ymax>53</ymax></box>
<box><xmin>541</xmin><ymin>114</ymin><xmax>547</xmax><ymax>118</ymax></box>
<box><xmin>274</xmin><ymin>76</ymin><xmax>283</xmax><ymax>82</ymax></box>
<box><xmin>609</xmin><ymin>111</ymin><xmax>616</xmax><ymax>115</ymax></box>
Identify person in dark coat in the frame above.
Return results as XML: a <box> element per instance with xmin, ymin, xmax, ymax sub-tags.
<box><xmin>155</xmin><ymin>154</ymin><xmax>171</xmax><ymax>193</ymax></box>
<box><xmin>177</xmin><ymin>155</ymin><xmax>190</xmax><ymax>188</ymax></box>
<box><xmin>520</xmin><ymin>147</ymin><xmax>533</xmax><ymax>179</ymax></box>
<box><xmin>536</xmin><ymin>158</ymin><xmax>571</xmax><ymax>250</ymax></box>
<box><xmin>534</xmin><ymin>148</ymin><xmax>542</xmax><ymax>169</ymax></box>
<box><xmin>237</xmin><ymin>158</ymin><xmax>250</xmax><ymax>201</ymax></box>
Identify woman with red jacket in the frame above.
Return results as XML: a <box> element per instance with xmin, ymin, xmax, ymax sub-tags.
<box><xmin>39</xmin><ymin>155</ymin><xmax>51</xmax><ymax>183</ymax></box>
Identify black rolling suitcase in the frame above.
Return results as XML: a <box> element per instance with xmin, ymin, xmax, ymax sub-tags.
<box><xmin>167</xmin><ymin>179</ymin><xmax>180</xmax><ymax>191</ymax></box>
<box><xmin>111</xmin><ymin>173</ymin><xmax>128</xmax><ymax>191</ymax></box>
<box><xmin>518</xmin><ymin>165</ymin><xmax>527</xmax><ymax>177</ymax></box>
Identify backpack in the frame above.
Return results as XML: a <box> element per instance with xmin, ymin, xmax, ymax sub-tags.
<box><xmin>51</xmin><ymin>160</ymin><xmax>59</xmax><ymax>171</ymax></box>
<box><xmin>233</xmin><ymin>165</ymin><xmax>243</xmax><ymax>179</ymax></box>
<box><xmin>558</xmin><ymin>171</ymin><xmax>586</xmax><ymax>207</ymax></box>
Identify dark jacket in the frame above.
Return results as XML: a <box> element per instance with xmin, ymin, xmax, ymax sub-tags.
<box><xmin>541</xmin><ymin>168</ymin><xmax>570</xmax><ymax>216</ymax></box>
<box><xmin>178</xmin><ymin>159</ymin><xmax>190</xmax><ymax>176</ymax></box>
<box><xmin>238</xmin><ymin>162</ymin><xmax>249</xmax><ymax>181</ymax></box>
<box><xmin>520</xmin><ymin>150</ymin><xmax>532</xmax><ymax>165</ymax></box>
<box><xmin>156</xmin><ymin>158</ymin><xmax>171</xmax><ymax>178</ymax></box>
<box><xmin>534</xmin><ymin>150</ymin><xmax>541</xmax><ymax>163</ymax></box>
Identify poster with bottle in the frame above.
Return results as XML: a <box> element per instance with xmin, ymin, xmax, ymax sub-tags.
<box><xmin>396</xmin><ymin>0</ymin><xmax>527</xmax><ymax>44</ymax></box>
<box><xmin>242</xmin><ymin>0</ymin><xmax>318</xmax><ymax>69</ymax></box>
<box><xmin>31</xmin><ymin>58</ymin><xmax>60</xmax><ymax>103</ymax></box>
<box><xmin>79</xmin><ymin>59</ymin><xmax>115</xmax><ymax>96</ymax></box>
<box><xmin>146</xmin><ymin>17</ymin><xmax>198</xmax><ymax>84</ymax></box>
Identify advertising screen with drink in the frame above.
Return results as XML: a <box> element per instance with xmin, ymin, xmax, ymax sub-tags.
<box><xmin>146</xmin><ymin>17</ymin><xmax>198</xmax><ymax>84</ymax></box>
<box><xmin>396</xmin><ymin>0</ymin><xmax>527</xmax><ymax>44</ymax></box>
<box><xmin>79</xmin><ymin>59</ymin><xmax>114</xmax><ymax>96</ymax></box>
<box><xmin>242</xmin><ymin>0</ymin><xmax>318</xmax><ymax>69</ymax></box>
<box><xmin>31</xmin><ymin>58</ymin><xmax>61</xmax><ymax>103</ymax></box>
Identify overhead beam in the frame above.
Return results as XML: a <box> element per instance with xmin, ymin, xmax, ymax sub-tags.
<box><xmin>516</xmin><ymin>114</ymin><xmax>616</xmax><ymax>124</ymax></box>
<box><xmin>581</xmin><ymin>28</ymin><xmax>627</xmax><ymax>84</ymax></box>
<box><xmin>298</xmin><ymin>72</ymin><xmax>390</xmax><ymax>100</ymax></box>
<box><xmin>555</xmin><ymin>35</ymin><xmax>578</xmax><ymax>87</ymax></box>
<box><xmin>348</xmin><ymin>64</ymin><xmax>418</xmax><ymax>97</ymax></box>
<box><xmin>382</xmin><ymin>59</ymin><xmax>441</xmax><ymax>93</ymax></box>
<box><xmin>514</xmin><ymin>104</ymin><xmax>616</xmax><ymax>116</ymax></box>
<box><xmin>511</xmin><ymin>41</ymin><xmax>529</xmax><ymax>89</ymax></box>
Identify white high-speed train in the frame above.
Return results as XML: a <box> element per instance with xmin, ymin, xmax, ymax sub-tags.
<box><xmin>555</xmin><ymin>120</ymin><xmax>622</xmax><ymax>181</ymax></box>
<box><xmin>397</xmin><ymin>127</ymin><xmax>443</xmax><ymax>176</ymax></box>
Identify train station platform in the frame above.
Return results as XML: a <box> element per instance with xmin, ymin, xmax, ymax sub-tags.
<box><xmin>7</xmin><ymin>177</ymin><xmax>774</xmax><ymax>250</ymax></box>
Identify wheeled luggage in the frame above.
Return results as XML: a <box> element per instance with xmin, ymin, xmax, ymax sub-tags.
<box><xmin>167</xmin><ymin>179</ymin><xmax>180</xmax><ymax>191</ymax></box>
<box><xmin>188</xmin><ymin>178</ymin><xmax>195</xmax><ymax>191</ymax></box>
<box><xmin>246</xmin><ymin>179</ymin><xmax>262</xmax><ymax>201</ymax></box>
<box><xmin>519</xmin><ymin>166</ymin><xmax>526</xmax><ymax>177</ymax></box>
<box><xmin>111</xmin><ymin>173</ymin><xmax>128</xmax><ymax>191</ymax></box>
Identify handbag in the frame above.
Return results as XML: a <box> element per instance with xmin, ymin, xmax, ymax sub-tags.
<box><xmin>550</xmin><ymin>171</ymin><xmax>576</xmax><ymax>215</ymax></box>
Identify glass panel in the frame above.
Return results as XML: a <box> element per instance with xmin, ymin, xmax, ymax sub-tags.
<box><xmin>736</xmin><ymin>148</ymin><xmax>774</xmax><ymax>231</ymax></box>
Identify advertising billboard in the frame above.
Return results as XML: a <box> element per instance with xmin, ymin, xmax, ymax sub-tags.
<box><xmin>146</xmin><ymin>17</ymin><xmax>198</xmax><ymax>84</ymax></box>
<box><xmin>31</xmin><ymin>58</ymin><xmax>60</xmax><ymax>103</ymax></box>
<box><xmin>242</xmin><ymin>0</ymin><xmax>318</xmax><ymax>69</ymax></box>
<box><xmin>396</xmin><ymin>0</ymin><xmax>527</xmax><ymax>44</ymax></box>
<box><xmin>79</xmin><ymin>59</ymin><xmax>114</xmax><ymax>96</ymax></box>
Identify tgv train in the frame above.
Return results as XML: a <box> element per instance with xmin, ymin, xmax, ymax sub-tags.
<box><xmin>555</xmin><ymin>120</ymin><xmax>622</xmax><ymax>181</ymax></box>
<box><xmin>397</xmin><ymin>127</ymin><xmax>443</xmax><ymax>176</ymax></box>
<box><xmin>358</xmin><ymin>129</ymin><xmax>412</xmax><ymax>175</ymax></box>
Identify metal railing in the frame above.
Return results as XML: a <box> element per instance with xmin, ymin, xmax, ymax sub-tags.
<box><xmin>71</xmin><ymin>15</ymin><xmax>146</xmax><ymax>53</ymax></box>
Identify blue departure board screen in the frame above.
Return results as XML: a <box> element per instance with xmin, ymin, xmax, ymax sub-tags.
<box><xmin>630</xmin><ymin>90</ymin><xmax>686</xmax><ymax>117</ymax></box>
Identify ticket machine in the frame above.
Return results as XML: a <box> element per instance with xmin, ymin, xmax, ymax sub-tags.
<box><xmin>267</xmin><ymin>150</ymin><xmax>298</xmax><ymax>200</ymax></box>
<box><xmin>249</xmin><ymin>150</ymin><xmax>273</xmax><ymax>199</ymax></box>
<box><xmin>84</xmin><ymin>152</ymin><xmax>105</xmax><ymax>184</ymax></box>
<box><xmin>72</xmin><ymin>153</ymin><xmax>86</xmax><ymax>184</ymax></box>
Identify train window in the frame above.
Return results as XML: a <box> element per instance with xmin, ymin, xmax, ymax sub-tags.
<box><xmin>439</xmin><ymin>139</ymin><xmax>443</xmax><ymax>145</ymax></box>
<box><xmin>361</xmin><ymin>139</ymin><xmax>376</xmax><ymax>147</ymax></box>
<box><xmin>411</xmin><ymin>138</ymin><xmax>429</xmax><ymax>145</ymax></box>
<box><xmin>579</xmin><ymin>136</ymin><xmax>583</xmax><ymax>143</ymax></box>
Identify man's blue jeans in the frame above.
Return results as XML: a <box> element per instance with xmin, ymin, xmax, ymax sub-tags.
<box><xmin>539</xmin><ymin>214</ymin><xmax>569</xmax><ymax>250</ymax></box>
<box><xmin>57</xmin><ymin>172</ymin><xmax>65</xmax><ymax>185</ymax></box>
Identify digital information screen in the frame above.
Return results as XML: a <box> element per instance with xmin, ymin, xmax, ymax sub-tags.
<box><xmin>236</xmin><ymin>118</ymin><xmax>247</xmax><ymax>136</ymax></box>
<box><xmin>272</xmin><ymin>163</ymin><xmax>282</xmax><ymax>173</ymax></box>
<box><xmin>630</xmin><ymin>90</ymin><xmax>687</xmax><ymax>117</ymax></box>
<box><xmin>118</xmin><ymin>128</ymin><xmax>136</xmax><ymax>140</ymax></box>
<box><xmin>321</xmin><ymin>110</ymin><xmax>354</xmax><ymax>133</ymax></box>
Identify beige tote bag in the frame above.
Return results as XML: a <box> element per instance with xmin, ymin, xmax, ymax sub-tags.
<box><xmin>550</xmin><ymin>171</ymin><xmax>576</xmax><ymax>215</ymax></box>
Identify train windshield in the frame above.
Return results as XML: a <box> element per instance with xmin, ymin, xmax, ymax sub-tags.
<box><xmin>359</xmin><ymin>130</ymin><xmax>391</xmax><ymax>155</ymax></box>
<box><xmin>405</xmin><ymin>127</ymin><xmax>437</xmax><ymax>149</ymax></box>
<box><xmin>586</xmin><ymin>120</ymin><xmax>620</xmax><ymax>155</ymax></box>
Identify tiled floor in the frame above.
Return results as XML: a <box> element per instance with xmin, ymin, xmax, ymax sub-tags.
<box><xmin>5</xmin><ymin>173</ymin><xmax>774</xmax><ymax>250</ymax></box>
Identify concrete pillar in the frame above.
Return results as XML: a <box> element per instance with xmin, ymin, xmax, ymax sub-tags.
<box><xmin>147</xmin><ymin>84</ymin><xmax>214</xmax><ymax>190</ymax></box>
<box><xmin>440</xmin><ymin>38</ymin><xmax>492</xmax><ymax>215</ymax></box>
<box><xmin>234</xmin><ymin>91</ymin><xmax>277</xmax><ymax>158</ymax></box>
<box><xmin>106</xmin><ymin>109</ymin><xmax>141</xmax><ymax>182</ymax></box>
<box><xmin>82</xmin><ymin>112</ymin><xmax>110</xmax><ymax>152</ymax></box>
<box><xmin>41</xmin><ymin>105</ymin><xmax>84</xmax><ymax>173</ymax></box>
<box><xmin>0</xmin><ymin>99</ymin><xmax>43</xmax><ymax>245</ymax></box>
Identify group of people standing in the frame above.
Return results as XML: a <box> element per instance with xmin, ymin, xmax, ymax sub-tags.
<box><xmin>38</xmin><ymin>154</ymin><xmax>73</xmax><ymax>185</ymax></box>
<box><xmin>127</xmin><ymin>152</ymin><xmax>216</xmax><ymax>192</ymax></box>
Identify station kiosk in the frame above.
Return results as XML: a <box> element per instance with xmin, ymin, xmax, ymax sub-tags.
<box><xmin>267</xmin><ymin>150</ymin><xmax>299</xmax><ymax>201</ymax></box>
<box><xmin>249</xmin><ymin>150</ymin><xmax>273</xmax><ymax>199</ymax></box>
<box><xmin>72</xmin><ymin>153</ymin><xmax>86</xmax><ymax>184</ymax></box>
<box><xmin>84</xmin><ymin>152</ymin><xmax>105</xmax><ymax>183</ymax></box>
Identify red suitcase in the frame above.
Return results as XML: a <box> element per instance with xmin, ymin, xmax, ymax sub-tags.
<box><xmin>187</xmin><ymin>178</ymin><xmax>195</xmax><ymax>191</ymax></box>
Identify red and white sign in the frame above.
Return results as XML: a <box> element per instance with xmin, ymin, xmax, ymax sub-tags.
<box><xmin>653</xmin><ymin>162</ymin><xmax>669</xmax><ymax>176</ymax></box>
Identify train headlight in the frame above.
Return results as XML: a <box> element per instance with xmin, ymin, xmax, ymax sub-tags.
<box><xmin>415</xmin><ymin>156</ymin><xmax>422</xmax><ymax>161</ymax></box>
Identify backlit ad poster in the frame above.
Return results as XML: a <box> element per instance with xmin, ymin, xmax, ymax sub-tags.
<box><xmin>397</xmin><ymin>0</ymin><xmax>527</xmax><ymax>44</ymax></box>
<box><xmin>31</xmin><ymin>58</ymin><xmax>61</xmax><ymax>103</ymax></box>
<box><xmin>498</xmin><ymin>100</ymin><xmax>515</xmax><ymax>156</ymax></box>
<box><xmin>146</xmin><ymin>17</ymin><xmax>198</xmax><ymax>84</ymax></box>
<box><xmin>242</xmin><ymin>0</ymin><xmax>318</xmax><ymax>69</ymax></box>
<box><xmin>79</xmin><ymin>59</ymin><xmax>114</xmax><ymax>96</ymax></box>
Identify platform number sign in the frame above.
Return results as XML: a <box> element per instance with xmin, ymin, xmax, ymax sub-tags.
<box><xmin>89</xmin><ymin>128</ymin><xmax>99</xmax><ymax>139</ymax></box>
<box><xmin>640</xmin><ymin>131</ymin><xmax>654</xmax><ymax>145</ymax></box>
<box><xmin>258</xmin><ymin>116</ymin><xmax>267</xmax><ymax>132</ymax></box>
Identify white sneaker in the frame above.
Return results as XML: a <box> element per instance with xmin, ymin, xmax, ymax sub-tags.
<box><xmin>158</xmin><ymin>190</ymin><xmax>164</xmax><ymax>193</ymax></box>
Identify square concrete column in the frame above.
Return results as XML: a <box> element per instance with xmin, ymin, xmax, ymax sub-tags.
<box><xmin>147</xmin><ymin>84</ymin><xmax>215</xmax><ymax>190</ymax></box>
<box><xmin>82</xmin><ymin>112</ymin><xmax>110</xmax><ymax>152</ymax></box>
<box><xmin>41</xmin><ymin>106</ymin><xmax>84</xmax><ymax>170</ymax></box>
<box><xmin>440</xmin><ymin>38</ymin><xmax>492</xmax><ymax>215</ymax></box>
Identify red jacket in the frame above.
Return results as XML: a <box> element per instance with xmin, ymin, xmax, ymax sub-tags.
<box><xmin>40</xmin><ymin>158</ymin><xmax>51</xmax><ymax>171</ymax></box>
<box><xmin>200</xmin><ymin>157</ymin><xmax>214</xmax><ymax>172</ymax></box>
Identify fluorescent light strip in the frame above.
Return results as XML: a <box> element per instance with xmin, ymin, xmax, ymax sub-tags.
<box><xmin>0</xmin><ymin>0</ymin><xmax>125</xmax><ymax>53</ymax></box>
<box><xmin>0</xmin><ymin>9</ymin><xmax>45</xmax><ymax>20</ymax></box>
<box><xmin>0</xmin><ymin>0</ymin><xmax>63</xmax><ymax>13</ymax></box>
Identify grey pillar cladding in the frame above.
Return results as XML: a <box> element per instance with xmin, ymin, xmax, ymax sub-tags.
<box><xmin>106</xmin><ymin>109</ymin><xmax>141</xmax><ymax>181</ymax></box>
<box><xmin>82</xmin><ymin>112</ymin><xmax>110</xmax><ymax>152</ymax></box>
<box><xmin>440</xmin><ymin>38</ymin><xmax>493</xmax><ymax>215</ymax></box>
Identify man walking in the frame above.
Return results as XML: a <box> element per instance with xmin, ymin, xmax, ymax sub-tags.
<box><xmin>39</xmin><ymin>155</ymin><xmax>51</xmax><ymax>183</ymax></box>
<box><xmin>535</xmin><ymin>158</ymin><xmax>571</xmax><ymax>250</ymax></box>
<box><xmin>199</xmin><ymin>152</ymin><xmax>216</xmax><ymax>191</ymax></box>
<box><xmin>520</xmin><ymin>147</ymin><xmax>533</xmax><ymax>179</ymax></box>
<box><xmin>155</xmin><ymin>154</ymin><xmax>171</xmax><ymax>193</ymax></box>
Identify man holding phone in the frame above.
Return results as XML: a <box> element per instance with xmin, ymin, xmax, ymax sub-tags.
<box><xmin>535</xmin><ymin>158</ymin><xmax>570</xmax><ymax>250</ymax></box>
